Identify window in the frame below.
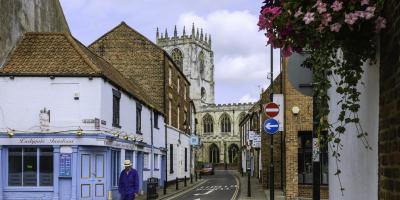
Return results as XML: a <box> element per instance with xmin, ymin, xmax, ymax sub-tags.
<box><xmin>298</xmin><ymin>132</ymin><xmax>329</xmax><ymax>185</ymax></box>
<box><xmin>201</xmin><ymin>87</ymin><xmax>206</xmax><ymax>100</ymax></box>
<box><xmin>184</xmin><ymin>85</ymin><xmax>187</xmax><ymax>100</ymax></box>
<box><xmin>199</xmin><ymin>51</ymin><xmax>205</xmax><ymax>76</ymax></box>
<box><xmin>111</xmin><ymin>150</ymin><xmax>120</xmax><ymax>187</ymax></box>
<box><xmin>171</xmin><ymin>48</ymin><xmax>183</xmax><ymax>69</ymax></box>
<box><xmin>177</xmin><ymin>106</ymin><xmax>180</xmax><ymax>129</ymax></box>
<box><xmin>169</xmin><ymin>144</ymin><xmax>174</xmax><ymax>174</ymax></box>
<box><xmin>177</xmin><ymin>77</ymin><xmax>180</xmax><ymax>93</ymax></box>
<box><xmin>184</xmin><ymin>110</ymin><xmax>187</xmax><ymax>131</ymax></box>
<box><xmin>168</xmin><ymin>100</ymin><xmax>172</xmax><ymax>125</ymax></box>
<box><xmin>184</xmin><ymin>148</ymin><xmax>188</xmax><ymax>172</ymax></box>
<box><xmin>8</xmin><ymin>147</ymin><xmax>53</xmax><ymax>187</ymax></box>
<box><xmin>154</xmin><ymin>154</ymin><xmax>159</xmax><ymax>170</ymax></box>
<box><xmin>168</xmin><ymin>66</ymin><xmax>172</xmax><ymax>85</ymax></box>
<box><xmin>220</xmin><ymin>113</ymin><xmax>231</xmax><ymax>133</ymax></box>
<box><xmin>136</xmin><ymin>103</ymin><xmax>142</xmax><ymax>134</ymax></box>
<box><xmin>144</xmin><ymin>153</ymin><xmax>149</xmax><ymax>169</ymax></box>
<box><xmin>209</xmin><ymin>144</ymin><xmax>219</xmax><ymax>163</ymax></box>
<box><xmin>154</xmin><ymin>112</ymin><xmax>159</xmax><ymax>129</ymax></box>
<box><xmin>112</xmin><ymin>90</ymin><xmax>121</xmax><ymax>127</ymax></box>
<box><xmin>203</xmin><ymin>114</ymin><xmax>214</xmax><ymax>134</ymax></box>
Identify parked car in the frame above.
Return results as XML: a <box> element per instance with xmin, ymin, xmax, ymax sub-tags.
<box><xmin>198</xmin><ymin>163</ymin><xmax>214</xmax><ymax>175</ymax></box>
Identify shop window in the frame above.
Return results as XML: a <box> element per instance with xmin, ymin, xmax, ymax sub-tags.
<box><xmin>8</xmin><ymin>147</ymin><xmax>53</xmax><ymax>187</ymax></box>
<box><xmin>111</xmin><ymin>150</ymin><xmax>120</xmax><ymax>187</ymax></box>
<box><xmin>112</xmin><ymin>89</ymin><xmax>121</xmax><ymax>127</ymax></box>
<box><xmin>298</xmin><ymin>132</ymin><xmax>328</xmax><ymax>185</ymax></box>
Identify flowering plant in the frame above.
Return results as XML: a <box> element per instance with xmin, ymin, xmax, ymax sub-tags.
<box><xmin>259</xmin><ymin>0</ymin><xmax>386</xmax><ymax>192</ymax></box>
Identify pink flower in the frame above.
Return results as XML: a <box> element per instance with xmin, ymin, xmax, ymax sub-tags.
<box><xmin>294</xmin><ymin>7</ymin><xmax>303</xmax><ymax>18</ymax></box>
<box><xmin>355</xmin><ymin>11</ymin><xmax>365</xmax><ymax>18</ymax></box>
<box><xmin>282</xmin><ymin>46</ymin><xmax>293</xmax><ymax>57</ymax></box>
<box><xmin>315</xmin><ymin>0</ymin><xmax>327</xmax><ymax>14</ymax></box>
<box><xmin>364</xmin><ymin>6</ymin><xmax>376</xmax><ymax>20</ymax></box>
<box><xmin>361</xmin><ymin>0</ymin><xmax>369</xmax><ymax>6</ymax></box>
<box><xmin>375</xmin><ymin>16</ymin><xmax>387</xmax><ymax>32</ymax></box>
<box><xmin>321</xmin><ymin>13</ymin><xmax>332</xmax><ymax>26</ymax></box>
<box><xmin>344</xmin><ymin>13</ymin><xmax>359</xmax><ymax>25</ymax></box>
<box><xmin>262</xmin><ymin>6</ymin><xmax>282</xmax><ymax>16</ymax></box>
<box><xmin>303</xmin><ymin>12</ymin><xmax>315</xmax><ymax>24</ymax></box>
<box><xmin>330</xmin><ymin>23</ymin><xmax>342</xmax><ymax>32</ymax></box>
<box><xmin>317</xmin><ymin>25</ymin><xmax>325</xmax><ymax>33</ymax></box>
<box><xmin>332</xmin><ymin>1</ymin><xmax>343</xmax><ymax>12</ymax></box>
<box><xmin>258</xmin><ymin>15</ymin><xmax>267</xmax><ymax>30</ymax></box>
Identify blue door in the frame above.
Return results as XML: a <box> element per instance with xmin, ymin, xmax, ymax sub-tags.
<box><xmin>79</xmin><ymin>151</ymin><xmax>106</xmax><ymax>200</ymax></box>
<box><xmin>136</xmin><ymin>151</ymin><xmax>144</xmax><ymax>192</ymax></box>
<box><xmin>160</xmin><ymin>155</ymin><xmax>166</xmax><ymax>188</ymax></box>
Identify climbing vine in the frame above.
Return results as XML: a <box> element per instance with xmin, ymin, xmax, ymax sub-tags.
<box><xmin>258</xmin><ymin>0</ymin><xmax>385</xmax><ymax>192</ymax></box>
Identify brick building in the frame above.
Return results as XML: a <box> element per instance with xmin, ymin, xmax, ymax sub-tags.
<box><xmin>88</xmin><ymin>22</ymin><xmax>194</xmax><ymax>182</ymax></box>
<box><xmin>240</xmin><ymin>57</ymin><xmax>329</xmax><ymax>199</ymax></box>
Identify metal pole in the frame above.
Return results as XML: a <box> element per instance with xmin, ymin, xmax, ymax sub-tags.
<box><xmin>312</xmin><ymin>87</ymin><xmax>321</xmax><ymax>200</ymax></box>
<box><xmin>163</xmin><ymin>180</ymin><xmax>167</xmax><ymax>195</ymax></box>
<box><xmin>269</xmin><ymin>44</ymin><xmax>275</xmax><ymax>200</ymax></box>
<box><xmin>247</xmin><ymin>168</ymin><xmax>251</xmax><ymax>197</ymax></box>
<box><xmin>176</xmin><ymin>177</ymin><xmax>179</xmax><ymax>190</ymax></box>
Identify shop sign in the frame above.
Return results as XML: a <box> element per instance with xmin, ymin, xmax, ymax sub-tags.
<box><xmin>59</xmin><ymin>153</ymin><xmax>72</xmax><ymax>177</ymax></box>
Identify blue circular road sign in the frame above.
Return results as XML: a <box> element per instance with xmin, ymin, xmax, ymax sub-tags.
<box><xmin>264</xmin><ymin>118</ymin><xmax>279</xmax><ymax>135</ymax></box>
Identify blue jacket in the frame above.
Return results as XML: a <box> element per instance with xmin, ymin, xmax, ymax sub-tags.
<box><xmin>118</xmin><ymin>168</ymin><xmax>139</xmax><ymax>195</ymax></box>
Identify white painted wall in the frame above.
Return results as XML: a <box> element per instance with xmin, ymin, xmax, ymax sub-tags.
<box><xmin>166</xmin><ymin>126</ymin><xmax>191</xmax><ymax>181</ymax></box>
<box><xmin>328</xmin><ymin>62</ymin><xmax>379</xmax><ymax>200</ymax></box>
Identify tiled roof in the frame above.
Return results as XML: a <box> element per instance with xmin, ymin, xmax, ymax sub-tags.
<box><xmin>0</xmin><ymin>32</ymin><xmax>158</xmax><ymax>111</ymax></box>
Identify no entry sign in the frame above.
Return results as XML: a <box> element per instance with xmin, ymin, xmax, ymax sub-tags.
<box><xmin>264</xmin><ymin>102</ymin><xmax>280</xmax><ymax>118</ymax></box>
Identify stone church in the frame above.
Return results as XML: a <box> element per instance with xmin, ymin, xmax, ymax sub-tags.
<box><xmin>157</xmin><ymin>24</ymin><xmax>253</xmax><ymax>167</ymax></box>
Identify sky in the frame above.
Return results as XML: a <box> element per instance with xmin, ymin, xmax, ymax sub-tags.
<box><xmin>59</xmin><ymin>0</ymin><xmax>281</xmax><ymax>104</ymax></box>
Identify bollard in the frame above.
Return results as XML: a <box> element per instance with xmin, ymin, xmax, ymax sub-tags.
<box><xmin>241</xmin><ymin>168</ymin><xmax>244</xmax><ymax>177</ymax></box>
<box><xmin>191</xmin><ymin>174</ymin><xmax>193</xmax><ymax>184</ymax></box>
<box><xmin>199</xmin><ymin>172</ymin><xmax>202</xmax><ymax>180</ymax></box>
<box><xmin>247</xmin><ymin>168</ymin><xmax>251</xmax><ymax>197</ymax></box>
<box><xmin>184</xmin><ymin>176</ymin><xmax>187</xmax><ymax>187</ymax></box>
<box><xmin>163</xmin><ymin>180</ymin><xmax>167</xmax><ymax>195</ymax></box>
<box><xmin>195</xmin><ymin>172</ymin><xmax>198</xmax><ymax>182</ymax></box>
<box><xmin>176</xmin><ymin>177</ymin><xmax>179</xmax><ymax>190</ymax></box>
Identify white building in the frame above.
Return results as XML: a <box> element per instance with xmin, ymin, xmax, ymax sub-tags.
<box><xmin>0</xmin><ymin>32</ymin><xmax>166</xmax><ymax>200</ymax></box>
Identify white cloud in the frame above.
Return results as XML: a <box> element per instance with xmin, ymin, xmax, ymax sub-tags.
<box><xmin>239</xmin><ymin>94</ymin><xmax>257</xmax><ymax>103</ymax></box>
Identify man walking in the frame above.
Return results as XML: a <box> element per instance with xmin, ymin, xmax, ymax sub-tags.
<box><xmin>119</xmin><ymin>160</ymin><xmax>139</xmax><ymax>200</ymax></box>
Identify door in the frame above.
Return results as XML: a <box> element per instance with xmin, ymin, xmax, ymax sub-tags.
<box><xmin>136</xmin><ymin>151</ymin><xmax>144</xmax><ymax>192</ymax></box>
<box><xmin>79</xmin><ymin>151</ymin><xmax>106</xmax><ymax>200</ymax></box>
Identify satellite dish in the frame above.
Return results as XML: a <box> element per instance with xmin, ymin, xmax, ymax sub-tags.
<box><xmin>287</xmin><ymin>53</ymin><xmax>313</xmax><ymax>96</ymax></box>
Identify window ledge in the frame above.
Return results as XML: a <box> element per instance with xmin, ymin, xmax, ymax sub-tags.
<box><xmin>112</xmin><ymin>124</ymin><xmax>122</xmax><ymax>128</ymax></box>
<box><xmin>4</xmin><ymin>187</ymin><xmax>53</xmax><ymax>192</ymax></box>
<box><xmin>154</xmin><ymin>169</ymin><xmax>160</xmax><ymax>171</ymax></box>
<box><xmin>136</xmin><ymin>131</ymin><xmax>143</xmax><ymax>135</ymax></box>
<box><xmin>143</xmin><ymin>168</ymin><xmax>151</xmax><ymax>171</ymax></box>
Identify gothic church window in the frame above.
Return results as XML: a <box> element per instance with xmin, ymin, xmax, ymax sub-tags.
<box><xmin>203</xmin><ymin>114</ymin><xmax>214</xmax><ymax>134</ymax></box>
<box><xmin>201</xmin><ymin>87</ymin><xmax>206</xmax><ymax>100</ymax></box>
<box><xmin>171</xmin><ymin>48</ymin><xmax>183</xmax><ymax>70</ymax></box>
<box><xmin>209</xmin><ymin>143</ymin><xmax>220</xmax><ymax>163</ymax></box>
<box><xmin>220</xmin><ymin>113</ymin><xmax>231</xmax><ymax>133</ymax></box>
<box><xmin>199</xmin><ymin>51</ymin><xmax>205</xmax><ymax>76</ymax></box>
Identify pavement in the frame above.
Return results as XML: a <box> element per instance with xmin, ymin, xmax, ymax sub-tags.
<box><xmin>232</xmin><ymin>171</ymin><xmax>269</xmax><ymax>200</ymax></box>
<box><xmin>136</xmin><ymin>176</ymin><xmax>206</xmax><ymax>200</ymax></box>
<box><xmin>166</xmin><ymin>170</ymin><xmax>239</xmax><ymax>200</ymax></box>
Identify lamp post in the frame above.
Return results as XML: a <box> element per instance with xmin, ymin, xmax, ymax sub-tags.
<box><xmin>224</xmin><ymin>142</ymin><xmax>227</xmax><ymax>170</ymax></box>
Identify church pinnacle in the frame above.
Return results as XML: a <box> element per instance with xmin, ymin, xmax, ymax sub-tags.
<box><xmin>174</xmin><ymin>25</ymin><xmax>178</xmax><ymax>37</ymax></box>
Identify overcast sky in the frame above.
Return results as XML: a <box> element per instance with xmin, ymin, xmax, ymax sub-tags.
<box><xmin>59</xmin><ymin>0</ymin><xmax>280</xmax><ymax>104</ymax></box>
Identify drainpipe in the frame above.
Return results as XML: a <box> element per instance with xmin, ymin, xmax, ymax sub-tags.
<box><xmin>151</xmin><ymin>109</ymin><xmax>154</xmax><ymax>177</ymax></box>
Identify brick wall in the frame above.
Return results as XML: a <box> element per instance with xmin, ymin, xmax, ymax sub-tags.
<box><xmin>379</xmin><ymin>0</ymin><xmax>400</xmax><ymax>199</ymax></box>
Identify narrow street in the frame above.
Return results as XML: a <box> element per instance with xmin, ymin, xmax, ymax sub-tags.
<box><xmin>171</xmin><ymin>170</ymin><xmax>239</xmax><ymax>200</ymax></box>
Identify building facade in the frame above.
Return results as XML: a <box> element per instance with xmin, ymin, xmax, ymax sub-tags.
<box><xmin>88</xmin><ymin>22</ymin><xmax>193</xmax><ymax>182</ymax></box>
<box><xmin>157</xmin><ymin>25</ymin><xmax>252</xmax><ymax>168</ymax></box>
<box><xmin>0</xmin><ymin>33</ymin><xmax>166</xmax><ymax>200</ymax></box>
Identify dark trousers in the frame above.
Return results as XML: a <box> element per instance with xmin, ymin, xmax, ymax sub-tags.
<box><xmin>121</xmin><ymin>193</ymin><xmax>135</xmax><ymax>200</ymax></box>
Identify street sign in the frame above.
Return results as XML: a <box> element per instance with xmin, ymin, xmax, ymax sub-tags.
<box><xmin>249</xmin><ymin>131</ymin><xmax>255</xmax><ymax>141</ymax></box>
<box><xmin>263</xmin><ymin>119</ymin><xmax>279</xmax><ymax>135</ymax></box>
<box><xmin>264</xmin><ymin>102</ymin><xmax>280</xmax><ymax>118</ymax></box>
<box><xmin>253</xmin><ymin>135</ymin><xmax>261</xmax><ymax>142</ymax></box>
<box><xmin>190</xmin><ymin>135</ymin><xmax>199</xmax><ymax>146</ymax></box>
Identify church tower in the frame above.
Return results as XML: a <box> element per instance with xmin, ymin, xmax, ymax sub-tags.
<box><xmin>156</xmin><ymin>24</ymin><xmax>215</xmax><ymax>110</ymax></box>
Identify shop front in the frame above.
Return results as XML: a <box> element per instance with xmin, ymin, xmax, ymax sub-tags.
<box><xmin>0</xmin><ymin>133</ymin><xmax>161</xmax><ymax>200</ymax></box>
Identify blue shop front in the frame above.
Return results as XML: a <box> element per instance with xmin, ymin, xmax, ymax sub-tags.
<box><xmin>0</xmin><ymin>133</ymin><xmax>166</xmax><ymax>200</ymax></box>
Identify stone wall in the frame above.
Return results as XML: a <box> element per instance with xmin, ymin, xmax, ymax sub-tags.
<box><xmin>379</xmin><ymin>0</ymin><xmax>400</xmax><ymax>199</ymax></box>
<box><xmin>0</xmin><ymin>0</ymin><xmax>70</xmax><ymax>67</ymax></box>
